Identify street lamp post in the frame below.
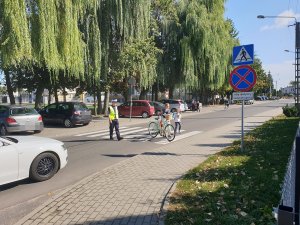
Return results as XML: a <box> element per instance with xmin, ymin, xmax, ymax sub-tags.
<box><xmin>285</xmin><ymin>49</ymin><xmax>298</xmax><ymax>98</ymax></box>
<box><xmin>258</xmin><ymin>15</ymin><xmax>300</xmax><ymax>109</ymax></box>
<box><xmin>258</xmin><ymin>15</ymin><xmax>300</xmax><ymax>225</ymax></box>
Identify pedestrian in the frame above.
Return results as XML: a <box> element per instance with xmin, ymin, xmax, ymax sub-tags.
<box><xmin>173</xmin><ymin>108</ymin><xmax>182</xmax><ymax>134</ymax></box>
<box><xmin>224</xmin><ymin>98</ymin><xmax>229</xmax><ymax>109</ymax></box>
<box><xmin>196</xmin><ymin>101</ymin><xmax>201</xmax><ymax>112</ymax></box>
<box><xmin>163</xmin><ymin>103</ymin><xmax>171</xmax><ymax>122</ymax></box>
<box><xmin>108</xmin><ymin>99</ymin><xmax>123</xmax><ymax>141</ymax></box>
<box><xmin>191</xmin><ymin>99</ymin><xmax>196</xmax><ymax>111</ymax></box>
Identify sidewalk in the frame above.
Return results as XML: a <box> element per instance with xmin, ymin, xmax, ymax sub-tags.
<box><xmin>16</xmin><ymin>103</ymin><xmax>281</xmax><ymax>225</ymax></box>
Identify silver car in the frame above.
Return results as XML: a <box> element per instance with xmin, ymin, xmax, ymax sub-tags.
<box><xmin>0</xmin><ymin>105</ymin><xmax>44</xmax><ymax>135</ymax></box>
<box><xmin>161</xmin><ymin>99</ymin><xmax>186</xmax><ymax>112</ymax></box>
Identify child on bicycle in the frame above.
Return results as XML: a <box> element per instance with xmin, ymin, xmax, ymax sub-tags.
<box><xmin>163</xmin><ymin>103</ymin><xmax>171</xmax><ymax>123</ymax></box>
<box><xmin>173</xmin><ymin>108</ymin><xmax>182</xmax><ymax>134</ymax></box>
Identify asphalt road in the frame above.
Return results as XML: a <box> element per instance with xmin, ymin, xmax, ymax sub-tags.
<box><xmin>0</xmin><ymin>99</ymin><xmax>291</xmax><ymax>225</ymax></box>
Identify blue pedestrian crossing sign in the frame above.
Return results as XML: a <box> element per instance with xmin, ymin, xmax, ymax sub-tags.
<box><xmin>232</xmin><ymin>44</ymin><xmax>254</xmax><ymax>66</ymax></box>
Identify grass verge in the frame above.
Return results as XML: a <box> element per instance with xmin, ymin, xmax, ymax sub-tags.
<box><xmin>165</xmin><ymin>115</ymin><xmax>299</xmax><ymax>225</ymax></box>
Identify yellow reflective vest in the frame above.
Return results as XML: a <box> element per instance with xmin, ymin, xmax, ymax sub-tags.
<box><xmin>109</xmin><ymin>106</ymin><xmax>119</xmax><ymax>120</ymax></box>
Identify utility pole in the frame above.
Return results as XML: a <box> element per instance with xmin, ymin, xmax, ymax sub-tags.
<box><xmin>276</xmin><ymin>80</ymin><xmax>278</xmax><ymax>97</ymax></box>
<box><xmin>268</xmin><ymin>71</ymin><xmax>272</xmax><ymax>98</ymax></box>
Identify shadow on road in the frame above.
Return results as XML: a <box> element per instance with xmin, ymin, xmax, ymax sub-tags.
<box><xmin>0</xmin><ymin>179</ymin><xmax>32</xmax><ymax>192</ymax></box>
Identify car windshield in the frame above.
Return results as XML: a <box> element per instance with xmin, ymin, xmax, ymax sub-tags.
<box><xmin>74</xmin><ymin>103</ymin><xmax>89</xmax><ymax>110</ymax></box>
<box><xmin>156</xmin><ymin>102</ymin><xmax>164</xmax><ymax>107</ymax></box>
<box><xmin>149</xmin><ymin>102</ymin><xmax>154</xmax><ymax>106</ymax></box>
<box><xmin>10</xmin><ymin>107</ymin><xmax>38</xmax><ymax>115</ymax></box>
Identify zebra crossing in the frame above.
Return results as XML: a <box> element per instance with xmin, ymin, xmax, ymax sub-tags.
<box><xmin>74</xmin><ymin>126</ymin><xmax>202</xmax><ymax>145</ymax></box>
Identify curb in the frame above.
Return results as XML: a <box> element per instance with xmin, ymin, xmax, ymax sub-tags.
<box><xmin>158</xmin><ymin>178</ymin><xmax>180</xmax><ymax>225</ymax></box>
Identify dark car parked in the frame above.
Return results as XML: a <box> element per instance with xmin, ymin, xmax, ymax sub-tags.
<box><xmin>151</xmin><ymin>101</ymin><xmax>165</xmax><ymax>115</ymax></box>
<box><xmin>0</xmin><ymin>105</ymin><xmax>44</xmax><ymax>136</ymax></box>
<box><xmin>39</xmin><ymin>102</ymin><xmax>92</xmax><ymax>128</ymax></box>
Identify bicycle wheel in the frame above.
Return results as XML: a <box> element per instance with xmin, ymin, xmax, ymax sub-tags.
<box><xmin>148</xmin><ymin>122</ymin><xmax>159</xmax><ymax>138</ymax></box>
<box><xmin>164</xmin><ymin>124</ymin><xmax>175</xmax><ymax>142</ymax></box>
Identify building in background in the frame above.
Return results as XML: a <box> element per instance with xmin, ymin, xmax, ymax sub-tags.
<box><xmin>280</xmin><ymin>86</ymin><xmax>295</xmax><ymax>95</ymax></box>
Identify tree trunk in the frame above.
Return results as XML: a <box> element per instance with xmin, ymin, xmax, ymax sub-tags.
<box><xmin>102</xmin><ymin>89</ymin><xmax>110</xmax><ymax>115</ymax></box>
<box><xmin>4</xmin><ymin>70</ymin><xmax>15</xmax><ymax>105</ymax></box>
<box><xmin>169</xmin><ymin>86</ymin><xmax>174</xmax><ymax>99</ymax></box>
<box><xmin>152</xmin><ymin>83</ymin><xmax>158</xmax><ymax>101</ymax></box>
<box><xmin>123</xmin><ymin>88</ymin><xmax>128</xmax><ymax>102</ymax></box>
<box><xmin>48</xmin><ymin>88</ymin><xmax>52</xmax><ymax>105</ymax></box>
<box><xmin>63</xmin><ymin>87</ymin><xmax>67</xmax><ymax>102</ymax></box>
<box><xmin>35</xmin><ymin>85</ymin><xmax>44</xmax><ymax>109</ymax></box>
<box><xmin>93</xmin><ymin>90</ymin><xmax>97</xmax><ymax>116</ymax></box>
<box><xmin>54</xmin><ymin>87</ymin><xmax>59</xmax><ymax>103</ymax></box>
<box><xmin>139</xmin><ymin>88</ymin><xmax>147</xmax><ymax>100</ymax></box>
<box><xmin>97</xmin><ymin>87</ymin><xmax>102</xmax><ymax>115</ymax></box>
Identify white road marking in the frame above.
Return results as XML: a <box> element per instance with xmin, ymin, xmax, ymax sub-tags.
<box><xmin>75</xmin><ymin>127</ymin><xmax>127</xmax><ymax>137</ymax></box>
<box><xmin>155</xmin><ymin>131</ymin><xmax>202</xmax><ymax>145</ymax></box>
<box><xmin>101</xmin><ymin>128</ymin><xmax>148</xmax><ymax>139</ymax></box>
<box><xmin>74</xmin><ymin>127</ymin><xmax>198</xmax><ymax>145</ymax></box>
<box><xmin>88</xmin><ymin>127</ymin><xmax>143</xmax><ymax>138</ymax></box>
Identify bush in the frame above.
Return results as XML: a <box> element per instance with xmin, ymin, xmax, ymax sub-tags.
<box><xmin>282</xmin><ymin>104</ymin><xmax>299</xmax><ymax>117</ymax></box>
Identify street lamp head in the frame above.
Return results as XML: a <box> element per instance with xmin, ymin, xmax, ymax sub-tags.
<box><xmin>257</xmin><ymin>15</ymin><xmax>265</xmax><ymax>19</ymax></box>
<box><xmin>284</xmin><ymin>49</ymin><xmax>296</xmax><ymax>53</ymax></box>
<box><xmin>257</xmin><ymin>15</ymin><xmax>297</xmax><ymax>22</ymax></box>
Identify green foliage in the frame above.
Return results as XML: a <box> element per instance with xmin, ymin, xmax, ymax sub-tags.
<box><xmin>157</xmin><ymin>0</ymin><xmax>238</xmax><ymax>93</ymax></box>
<box><xmin>0</xmin><ymin>0</ymin><xmax>32</xmax><ymax>67</ymax></box>
<box><xmin>0</xmin><ymin>0</ymin><xmax>261</xmax><ymax>103</ymax></box>
<box><xmin>165</xmin><ymin>116</ymin><xmax>300</xmax><ymax>225</ymax></box>
<box><xmin>119</xmin><ymin>38</ymin><xmax>162</xmax><ymax>89</ymax></box>
<box><xmin>252</xmin><ymin>58</ymin><xmax>271</xmax><ymax>94</ymax></box>
<box><xmin>282</xmin><ymin>104</ymin><xmax>299</xmax><ymax>117</ymax></box>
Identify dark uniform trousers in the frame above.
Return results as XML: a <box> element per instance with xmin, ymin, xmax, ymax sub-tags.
<box><xmin>110</xmin><ymin>119</ymin><xmax>121</xmax><ymax>140</ymax></box>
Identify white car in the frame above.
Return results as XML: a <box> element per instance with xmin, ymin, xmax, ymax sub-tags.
<box><xmin>0</xmin><ymin>136</ymin><xmax>68</xmax><ymax>185</ymax></box>
<box><xmin>161</xmin><ymin>99</ymin><xmax>186</xmax><ymax>112</ymax></box>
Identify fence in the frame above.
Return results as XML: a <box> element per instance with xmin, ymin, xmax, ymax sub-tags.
<box><xmin>277</xmin><ymin>125</ymin><xmax>300</xmax><ymax>225</ymax></box>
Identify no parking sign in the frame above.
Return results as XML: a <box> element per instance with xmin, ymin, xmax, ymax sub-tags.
<box><xmin>230</xmin><ymin>65</ymin><xmax>257</xmax><ymax>92</ymax></box>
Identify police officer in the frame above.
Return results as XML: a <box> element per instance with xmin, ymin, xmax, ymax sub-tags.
<box><xmin>108</xmin><ymin>99</ymin><xmax>123</xmax><ymax>141</ymax></box>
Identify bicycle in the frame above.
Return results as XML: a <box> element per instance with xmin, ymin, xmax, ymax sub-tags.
<box><xmin>148</xmin><ymin>114</ymin><xmax>175</xmax><ymax>142</ymax></box>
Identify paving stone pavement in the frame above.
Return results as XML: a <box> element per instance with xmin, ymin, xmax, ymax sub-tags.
<box><xmin>15</xmin><ymin>105</ymin><xmax>282</xmax><ymax>225</ymax></box>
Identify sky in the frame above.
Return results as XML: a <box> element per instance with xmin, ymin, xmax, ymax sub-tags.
<box><xmin>225</xmin><ymin>0</ymin><xmax>300</xmax><ymax>89</ymax></box>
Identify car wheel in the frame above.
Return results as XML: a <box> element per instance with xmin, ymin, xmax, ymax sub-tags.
<box><xmin>142</xmin><ymin>112</ymin><xmax>149</xmax><ymax>118</ymax></box>
<box><xmin>34</xmin><ymin>130</ymin><xmax>42</xmax><ymax>134</ymax></box>
<box><xmin>29</xmin><ymin>152</ymin><xmax>59</xmax><ymax>182</ymax></box>
<box><xmin>0</xmin><ymin>125</ymin><xmax>7</xmax><ymax>136</ymax></box>
<box><xmin>64</xmin><ymin>118</ymin><xmax>73</xmax><ymax>128</ymax></box>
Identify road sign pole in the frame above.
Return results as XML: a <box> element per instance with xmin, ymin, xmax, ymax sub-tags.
<box><xmin>130</xmin><ymin>85</ymin><xmax>132</xmax><ymax>122</ymax></box>
<box><xmin>128</xmin><ymin>77</ymin><xmax>136</xmax><ymax>122</ymax></box>
<box><xmin>231</xmin><ymin>45</ymin><xmax>255</xmax><ymax>152</ymax></box>
<box><xmin>241</xmin><ymin>100</ymin><xmax>244</xmax><ymax>151</ymax></box>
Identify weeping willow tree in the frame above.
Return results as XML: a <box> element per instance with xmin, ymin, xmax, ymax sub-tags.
<box><xmin>29</xmin><ymin>0</ymin><xmax>100</xmax><ymax>78</ymax></box>
<box><xmin>0</xmin><ymin>0</ymin><xmax>100</xmax><ymax>106</ymax></box>
<box><xmin>0</xmin><ymin>0</ymin><xmax>97</xmax><ymax>76</ymax></box>
<box><xmin>98</xmin><ymin>0</ymin><xmax>154</xmax><ymax>109</ymax></box>
<box><xmin>160</xmin><ymin>0</ymin><xmax>238</xmax><ymax>101</ymax></box>
<box><xmin>118</xmin><ymin>38</ymin><xmax>161</xmax><ymax>99</ymax></box>
<box><xmin>0</xmin><ymin>0</ymin><xmax>32</xmax><ymax>67</ymax></box>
